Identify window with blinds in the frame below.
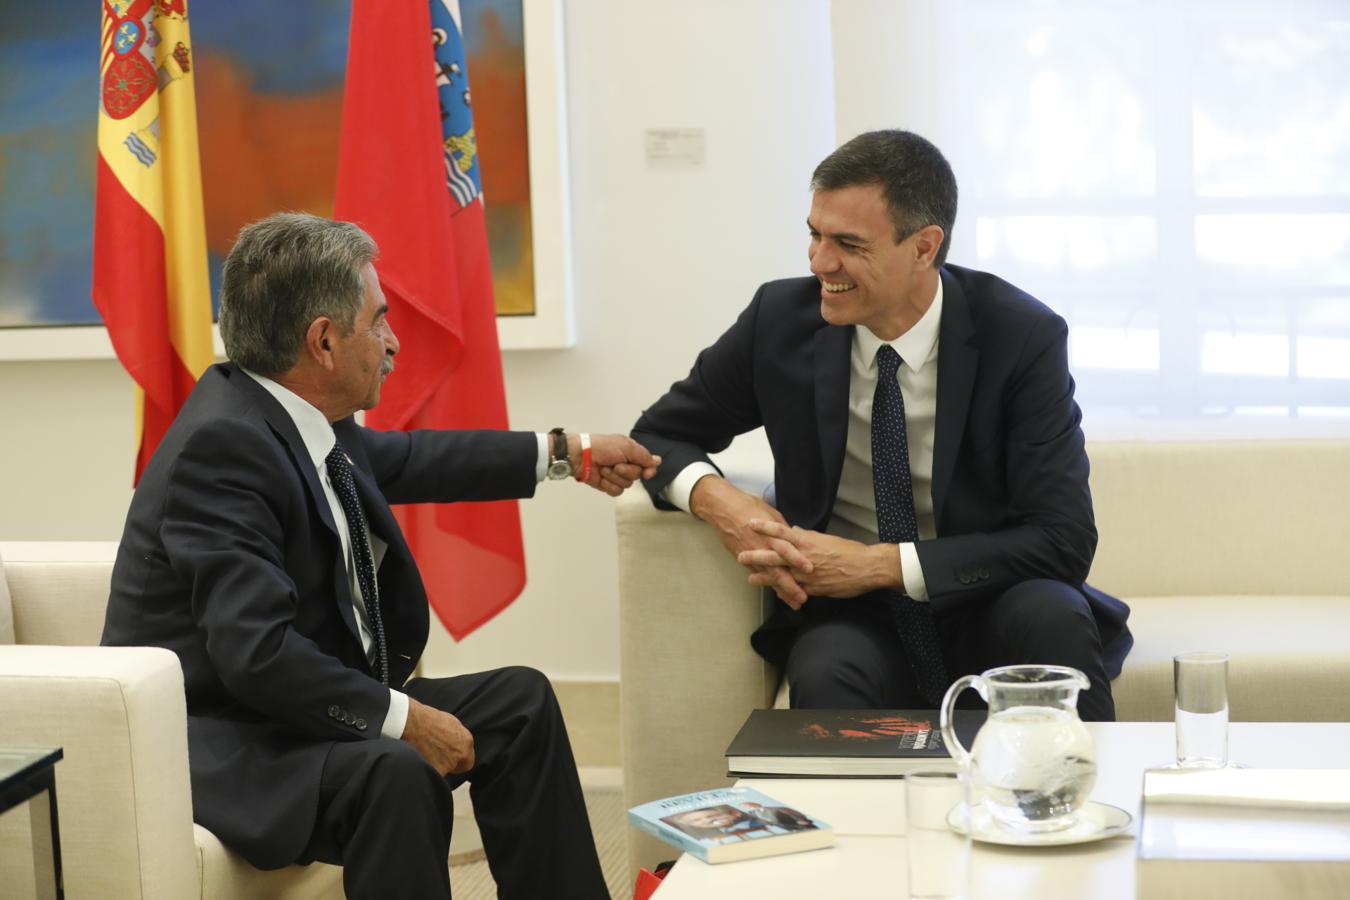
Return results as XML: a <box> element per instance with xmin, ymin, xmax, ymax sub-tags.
<box><xmin>927</xmin><ymin>0</ymin><xmax>1350</xmax><ymax>436</ymax></box>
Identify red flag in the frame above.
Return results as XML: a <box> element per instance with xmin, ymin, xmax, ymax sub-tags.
<box><xmin>334</xmin><ymin>0</ymin><xmax>525</xmax><ymax>639</ymax></box>
<box><xmin>93</xmin><ymin>0</ymin><xmax>214</xmax><ymax>482</ymax></box>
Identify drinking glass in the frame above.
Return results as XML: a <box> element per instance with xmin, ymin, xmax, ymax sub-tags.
<box><xmin>905</xmin><ymin>767</ymin><xmax>970</xmax><ymax>900</ymax></box>
<box><xmin>1174</xmin><ymin>651</ymin><xmax>1229</xmax><ymax>768</ymax></box>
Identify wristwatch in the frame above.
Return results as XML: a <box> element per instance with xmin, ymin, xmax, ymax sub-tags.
<box><xmin>546</xmin><ymin>427</ymin><xmax>573</xmax><ymax>480</ymax></box>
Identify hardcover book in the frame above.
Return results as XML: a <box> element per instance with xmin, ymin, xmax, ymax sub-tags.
<box><xmin>628</xmin><ymin>786</ymin><xmax>834</xmax><ymax>864</ymax></box>
<box><xmin>725</xmin><ymin>708</ymin><xmax>986</xmax><ymax>777</ymax></box>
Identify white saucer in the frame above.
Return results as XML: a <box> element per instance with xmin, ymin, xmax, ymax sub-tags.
<box><xmin>946</xmin><ymin>801</ymin><xmax>1133</xmax><ymax>846</ymax></box>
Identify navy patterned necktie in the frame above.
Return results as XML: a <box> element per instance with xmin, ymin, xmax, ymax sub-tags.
<box><xmin>326</xmin><ymin>443</ymin><xmax>389</xmax><ymax>686</ymax></box>
<box><xmin>872</xmin><ymin>344</ymin><xmax>949</xmax><ymax>705</ymax></box>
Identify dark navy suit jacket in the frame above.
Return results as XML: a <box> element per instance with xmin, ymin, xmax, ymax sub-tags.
<box><xmin>102</xmin><ymin>363</ymin><xmax>538</xmax><ymax>868</ymax></box>
<box><xmin>632</xmin><ymin>266</ymin><xmax>1132</xmax><ymax>678</ymax></box>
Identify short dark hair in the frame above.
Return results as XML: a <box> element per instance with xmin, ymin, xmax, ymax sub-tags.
<box><xmin>218</xmin><ymin>212</ymin><xmax>377</xmax><ymax>377</ymax></box>
<box><xmin>810</xmin><ymin>130</ymin><xmax>958</xmax><ymax>266</ymax></box>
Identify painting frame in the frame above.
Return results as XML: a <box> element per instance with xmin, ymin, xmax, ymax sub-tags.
<box><xmin>496</xmin><ymin>0</ymin><xmax>575</xmax><ymax>350</ymax></box>
<box><xmin>0</xmin><ymin>0</ymin><xmax>572</xmax><ymax>361</ymax></box>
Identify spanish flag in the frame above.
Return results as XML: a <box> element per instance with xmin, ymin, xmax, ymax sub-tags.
<box><xmin>93</xmin><ymin>0</ymin><xmax>213</xmax><ymax>482</ymax></box>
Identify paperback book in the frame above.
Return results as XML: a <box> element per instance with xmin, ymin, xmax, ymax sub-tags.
<box><xmin>725</xmin><ymin>708</ymin><xmax>985</xmax><ymax>777</ymax></box>
<box><xmin>628</xmin><ymin>786</ymin><xmax>834</xmax><ymax>864</ymax></box>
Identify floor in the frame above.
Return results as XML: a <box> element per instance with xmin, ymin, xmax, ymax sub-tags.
<box><xmin>448</xmin><ymin>768</ymin><xmax>634</xmax><ymax>900</ymax></box>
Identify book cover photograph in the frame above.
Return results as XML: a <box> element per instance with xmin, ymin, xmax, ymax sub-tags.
<box><xmin>628</xmin><ymin>786</ymin><xmax>834</xmax><ymax>864</ymax></box>
<box><xmin>726</xmin><ymin>708</ymin><xmax>986</xmax><ymax>777</ymax></box>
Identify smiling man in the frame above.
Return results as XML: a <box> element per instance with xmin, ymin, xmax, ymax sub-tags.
<box><xmin>102</xmin><ymin>212</ymin><xmax>656</xmax><ymax>899</ymax></box>
<box><xmin>631</xmin><ymin>130</ymin><xmax>1131</xmax><ymax>721</ymax></box>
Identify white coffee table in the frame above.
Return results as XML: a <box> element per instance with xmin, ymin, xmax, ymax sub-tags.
<box><xmin>652</xmin><ymin>722</ymin><xmax>1350</xmax><ymax>899</ymax></box>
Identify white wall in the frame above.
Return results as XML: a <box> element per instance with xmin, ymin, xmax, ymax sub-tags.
<box><xmin>830</xmin><ymin>0</ymin><xmax>943</xmax><ymax>141</ymax></box>
<box><xmin>0</xmin><ymin>359</ymin><xmax>136</xmax><ymax>540</ymax></box>
<box><xmin>0</xmin><ymin>0</ymin><xmax>836</xmax><ymax>682</ymax></box>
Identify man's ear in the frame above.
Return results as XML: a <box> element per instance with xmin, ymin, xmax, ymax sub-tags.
<box><xmin>913</xmin><ymin>225</ymin><xmax>945</xmax><ymax>269</ymax></box>
<box><xmin>304</xmin><ymin>317</ymin><xmax>338</xmax><ymax>370</ymax></box>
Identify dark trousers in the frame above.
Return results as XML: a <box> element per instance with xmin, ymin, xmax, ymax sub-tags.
<box><xmin>298</xmin><ymin>666</ymin><xmax>608</xmax><ymax>900</ymax></box>
<box><xmin>785</xmin><ymin>579</ymin><xmax>1116</xmax><ymax>721</ymax></box>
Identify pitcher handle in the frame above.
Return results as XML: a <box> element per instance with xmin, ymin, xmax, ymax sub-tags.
<box><xmin>940</xmin><ymin>674</ymin><xmax>983</xmax><ymax>768</ymax></box>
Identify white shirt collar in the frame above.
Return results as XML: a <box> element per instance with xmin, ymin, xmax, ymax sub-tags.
<box><xmin>855</xmin><ymin>276</ymin><xmax>944</xmax><ymax>373</ymax></box>
<box><xmin>239</xmin><ymin>367</ymin><xmax>338</xmax><ymax>472</ymax></box>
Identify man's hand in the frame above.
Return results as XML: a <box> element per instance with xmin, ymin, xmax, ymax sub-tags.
<box><xmin>690</xmin><ymin>476</ymin><xmax>812</xmax><ymax>609</ymax></box>
<box><xmin>737</xmin><ymin>518</ymin><xmax>902</xmax><ymax>599</ymax></box>
<box><xmin>402</xmin><ymin>696</ymin><xmax>475</xmax><ymax>776</ymax></box>
<box><xmin>569</xmin><ymin>434</ymin><xmax>661</xmax><ymax>496</ymax></box>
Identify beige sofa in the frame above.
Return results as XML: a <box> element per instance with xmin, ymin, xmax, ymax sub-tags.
<box><xmin>616</xmin><ymin>440</ymin><xmax>1350</xmax><ymax>873</ymax></box>
<box><xmin>0</xmin><ymin>541</ymin><xmax>343</xmax><ymax>899</ymax></box>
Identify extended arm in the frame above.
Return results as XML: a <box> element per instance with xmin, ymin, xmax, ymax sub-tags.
<box><xmin>632</xmin><ymin>288</ymin><xmax>766</xmax><ymax>506</ymax></box>
<box><xmin>354</xmin><ymin>424</ymin><xmax>659</xmax><ymax>504</ymax></box>
<box><xmin>631</xmin><ymin>287</ymin><xmax>814</xmax><ymax>605</ymax></box>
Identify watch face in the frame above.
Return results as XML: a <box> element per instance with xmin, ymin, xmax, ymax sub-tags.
<box><xmin>547</xmin><ymin>459</ymin><xmax>572</xmax><ymax>480</ymax></box>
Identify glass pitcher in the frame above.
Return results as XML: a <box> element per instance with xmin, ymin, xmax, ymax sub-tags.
<box><xmin>940</xmin><ymin>665</ymin><xmax>1097</xmax><ymax>833</ymax></box>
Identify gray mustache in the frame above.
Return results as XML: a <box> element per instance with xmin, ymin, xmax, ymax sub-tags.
<box><xmin>381</xmin><ymin>357</ymin><xmax>395</xmax><ymax>376</ymax></box>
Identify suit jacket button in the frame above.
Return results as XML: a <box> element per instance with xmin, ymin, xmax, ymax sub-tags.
<box><xmin>328</xmin><ymin>705</ymin><xmax>340</xmax><ymax>718</ymax></box>
<box><xmin>356</xmin><ymin>718</ymin><xmax>368</xmax><ymax>731</ymax></box>
<box><xmin>979</xmin><ymin>568</ymin><xmax>990</xmax><ymax>579</ymax></box>
<box><xmin>344</xmin><ymin>712</ymin><xmax>356</xmax><ymax>725</ymax></box>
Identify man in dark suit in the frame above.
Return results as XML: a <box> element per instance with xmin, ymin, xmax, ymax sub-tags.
<box><xmin>632</xmin><ymin>130</ymin><xmax>1130</xmax><ymax>721</ymax></box>
<box><xmin>102</xmin><ymin>212</ymin><xmax>657</xmax><ymax>899</ymax></box>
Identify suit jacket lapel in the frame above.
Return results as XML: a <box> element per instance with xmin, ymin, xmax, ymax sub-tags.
<box><xmin>813</xmin><ymin>324</ymin><xmax>853</xmax><ymax>526</ymax></box>
<box><xmin>224</xmin><ymin>364</ymin><xmax>341</xmax><ymax>539</ymax></box>
<box><xmin>932</xmin><ymin>269</ymin><xmax>978</xmax><ymax>528</ymax></box>
<box><xmin>223</xmin><ymin>365</ymin><xmax>361</xmax><ymax>643</ymax></box>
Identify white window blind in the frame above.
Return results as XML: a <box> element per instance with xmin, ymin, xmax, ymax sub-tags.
<box><xmin>921</xmin><ymin>0</ymin><xmax>1350</xmax><ymax>437</ymax></box>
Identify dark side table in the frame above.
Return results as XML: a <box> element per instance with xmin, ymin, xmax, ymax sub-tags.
<box><xmin>0</xmin><ymin>747</ymin><xmax>64</xmax><ymax>900</ymax></box>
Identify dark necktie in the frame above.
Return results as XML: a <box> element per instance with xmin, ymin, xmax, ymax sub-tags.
<box><xmin>326</xmin><ymin>443</ymin><xmax>389</xmax><ymax>685</ymax></box>
<box><xmin>872</xmin><ymin>344</ymin><xmax>949</xmax><ymax>705</ymax></box>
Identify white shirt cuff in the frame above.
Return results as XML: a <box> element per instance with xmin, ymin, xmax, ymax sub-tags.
<box><xmin>382</xmin><ymin>688</ymin><xmax>410</xmax><ymax>739</ymax></box>
<box><xmin>899</xmin><ymin>542</ymin><xmax>929</xmax><ymax>601</ymax></box>
<box><xmin>663</xmin><ymin>462</ymin><xmax>722</xmax><ymax>512</ymax></box>
<box><xmin>534</xmin><ymin>432</ymin><xmax>549</xmax><ymax>482</ymax></box>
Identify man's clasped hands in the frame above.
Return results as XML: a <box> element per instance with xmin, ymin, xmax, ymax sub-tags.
<box><xmin>688</xmin><ymin>475</ymin><xmax>903</xmax><ymax>610</ymax></box>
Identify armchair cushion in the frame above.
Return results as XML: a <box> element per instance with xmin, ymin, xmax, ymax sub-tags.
<box><xmin>0</xmin><ymin>541</ymin><xmax>118</xmax><ymax>647</ymax></box>
<box><xmin>0</xmin><ymin>645</ymin><xmax>198</xmax><ymax>898</ymax></box>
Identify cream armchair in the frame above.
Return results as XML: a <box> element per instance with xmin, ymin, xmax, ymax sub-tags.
<box><xmin>0</xmin><ymin>542</ymin><xmax>343</xmax><ymax>899</ymax></box>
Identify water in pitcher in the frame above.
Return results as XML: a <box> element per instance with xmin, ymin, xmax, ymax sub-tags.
<box><xmin>972</xmin><ymin>705</ymin><xmax>1097</xmax><ymax>832</ymax></box>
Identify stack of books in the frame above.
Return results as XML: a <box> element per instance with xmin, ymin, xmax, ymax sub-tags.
<box><xmin>629</xmin><ymin>708</ymin><xmax>985</xmax><ymax>865</ymax></box>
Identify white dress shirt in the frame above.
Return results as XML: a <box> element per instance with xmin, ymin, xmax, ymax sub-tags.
<box><xmin>665</xmin><ymin>279</ymin><xmax>944</xmax><ymax>600</ymax></box>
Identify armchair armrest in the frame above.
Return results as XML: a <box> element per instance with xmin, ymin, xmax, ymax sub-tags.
<box><xmin>0</xmin><ymin>645</ymin><xmax>198</xmax><ymax>899</ymax></box>
<box><xmin>616</xmin><ymin>490</ymin><xmax>779</xmax><ymax>874</ymax></box>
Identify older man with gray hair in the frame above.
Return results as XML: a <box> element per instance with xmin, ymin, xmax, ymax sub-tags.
<box><xmin>102</xmin><ymin>212</ymin><xmax>652</xmax><ymax>899</ymax></box>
